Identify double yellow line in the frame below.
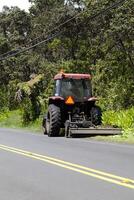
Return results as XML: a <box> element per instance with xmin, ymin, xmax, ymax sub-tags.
<box><xmin>0</xmin><ymin>144</ymin><xmax>134</xmax><ymax>189</ymax></box>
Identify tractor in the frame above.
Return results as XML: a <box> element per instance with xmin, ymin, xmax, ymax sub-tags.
<box><xmin>42</xmin><ymin>72</ymin><xmax>121</xmax><ymax>137</ymax></box>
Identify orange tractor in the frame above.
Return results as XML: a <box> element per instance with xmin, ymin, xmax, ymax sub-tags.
<box><xmin>42</xmin><ymin>72</ymin><xmax>121</xmax><ymax>137</ymax></box>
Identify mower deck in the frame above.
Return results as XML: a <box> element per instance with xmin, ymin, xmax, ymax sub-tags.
<box><xmin>68</xmin><ymin>127</ymin><xmax>122</xmax><ymax>137</ymax></box>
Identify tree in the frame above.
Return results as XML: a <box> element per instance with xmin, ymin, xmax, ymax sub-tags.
<box><xmin>0</xmin><ymin>0</ymin><xmax>133</xmax><ymax>122</ymax></box>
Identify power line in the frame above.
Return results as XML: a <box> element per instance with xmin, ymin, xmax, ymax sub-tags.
<box><xmin>0</xmin><ymin>32</ymin><xmax>61</xmax><ymax>61</ymax></box>
<box><xmin>0</xmin><ymin>0</ymin><xmax>127</xmax><ymax>61</ymax></box>
<box><xmin>0</xmin><ymin>0</ymin><xmax>126</xmax><ymax>60</ymax></box>
<box><xmin>24</xmin><ymin>0</ymin><xmax>127</xmax><ymax>44</ymax></box>
<box><xmin>25</xmin><ymin>10</ymin><xmax>81</xmax><ymax>46</ymax></box>
<box><xmin>0</xmin><ymin>9</ymin><xmax>83</xmax><ymax>60</ymax></box>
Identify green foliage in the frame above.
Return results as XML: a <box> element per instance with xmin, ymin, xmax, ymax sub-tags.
<box><xmin>0</xmin><ymin>0</ymin><xmax>133</xmax><ymax>130</ymax></box>
<box><xmin>0</xmin><ymin>110</ymin><xmax>9</xmax><ymax>122</ymax></box>
<box><xmin>102</xmin><ymin>107</ymin><xmax>134</xmax><ymax>137</ymax></box>
<box><xmin>0</xmin><ymin>87</ymin><xmax>9</xmax><ymax>111</ymax></box>
<box><xmin>7</xmin><ymin>80</ymin><xmax>20</xmax><ymax>110</ymax></box>
<box><xmin>0</xmin><ymin>109</ymin><xmax>24</xmax><ymax>129</ymax></box>
<box><xmin>0</xmin><ymin>109</ymin><xmax>41</xmax><ymax>132</ymax></box>
<box><xmin>20</xmin><ymin>98</ymin><xmax>33</xmax><ymax>124</ymax></box>
<box><xmin>0</xmin><ymin>34</ymin><xmax>10</xmax><ymax>53</ymax></box>
<box><xmin>16</xmin><ymin>74</ymin><xmax>45</xmax><ymax>124</ymax></box>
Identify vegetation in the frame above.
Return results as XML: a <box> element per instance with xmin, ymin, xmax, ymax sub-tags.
<box><xmin>102</xmin><ymin>107</ymin><xmax>134</xmax><ymax>135</ymax></box>
<box><xmin>0</xmin><ymin>0</ymin><xmax>133</xmax><ymax>140</ymax></box>
<box><xmin>0</xmin><ymin>109</ymin><xmax>42</xmax><ymax>132</ymax></box>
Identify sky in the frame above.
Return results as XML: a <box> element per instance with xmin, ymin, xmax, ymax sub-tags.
<box><xmin>0</xmin><ymin>0</ymin><xmax>31</xmax><ymax>11</ymax></box>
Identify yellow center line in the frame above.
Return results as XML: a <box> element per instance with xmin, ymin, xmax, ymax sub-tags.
<box><xmin>0</xmin><ymin>144</ymin><xmax>134</xmax><ymax>189</ymax></box>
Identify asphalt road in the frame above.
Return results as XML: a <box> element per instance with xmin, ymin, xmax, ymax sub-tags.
<box><xmin>0</xmin><ymin>128</ymin><xmax>134</xmax><ymax>200</ymax></box>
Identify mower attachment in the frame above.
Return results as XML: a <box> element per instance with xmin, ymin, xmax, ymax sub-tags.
<box><xmin>66</xmin><ymin>127</ymin><xmax>122</xmax><ymax>137</ymax></box>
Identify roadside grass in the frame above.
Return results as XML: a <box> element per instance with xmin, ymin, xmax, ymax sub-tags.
<box><xmin>0</xmin><ymin>110</ymin><xmax>22</xmax><ymax>128</ymax></box>
<box><xmin>0</xmin><ymin>110</ymin><xmax>42</xmax><ymax>132</ymax></box>
<box><xmin>99</xmin><ymin>107</ymin><xmax>134</xmax><ymax>144</ymax></box>
<box><xmin>89</xmin><ymin>132</ymin><xmax>134</xmax><ymax>144</ymax></box>
<box><xmin>0</xmin><ymin>109</ymin><xmax>134</xmax><ymax>144</ymax></box>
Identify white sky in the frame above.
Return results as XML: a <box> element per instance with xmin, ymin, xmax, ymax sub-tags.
<box><xmin>0</xmin><ymin>0</ymin><xmax>31</xmax><ymax>11</ymax></box>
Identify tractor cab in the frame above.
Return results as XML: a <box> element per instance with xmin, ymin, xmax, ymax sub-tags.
<box><xmin>54</xmin><ymin>73</ymin><xmax>92</xmax><ymax>102</ymax></box>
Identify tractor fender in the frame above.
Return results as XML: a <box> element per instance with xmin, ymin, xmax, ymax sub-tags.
<box><xmin>48</xmin><ymin>96</ymin><xmax>64</xmax><ymax>105</ymax></box>
<box><xmin>49</xmin><ymin>96</ymin><xmax>64</xmax><ymax>100</ymax></box>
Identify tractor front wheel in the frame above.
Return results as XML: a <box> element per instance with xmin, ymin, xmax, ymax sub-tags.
<box><xmin>42</xmin><ymin>117</ymin><xmax>47</xmax><ymax>135</ymax></box>
<box><xmin>46</xmin><ymin>104</ymin><xmax>61</xmax><ymax>137</ymax></box>
<box><xmin>90</xmin><ymin>106</ymin><xmax>102</xmax><ymax>126</ymax></box>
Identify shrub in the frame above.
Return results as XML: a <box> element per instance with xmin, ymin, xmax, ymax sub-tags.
<box><xmin>102</xmin><ymin>107</ymin><xmax>134</xmax><ymax>136</ymax></box>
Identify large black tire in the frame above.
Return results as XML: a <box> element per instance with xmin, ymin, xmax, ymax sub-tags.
<box><xmin>46</xmin><ymin>104</ymin><xmax>61</xmax><ymax>137</ymax></box>
<box><xmin>90</xmin><ymin>106</ymin><xmax>102</xmax><ymax>126</ymax></box>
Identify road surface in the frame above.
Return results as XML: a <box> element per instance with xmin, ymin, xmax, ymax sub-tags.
<box><xmin>0</xmin><ymin>128</ymin><xmax>134</xmax><ymax>200</ymax></box>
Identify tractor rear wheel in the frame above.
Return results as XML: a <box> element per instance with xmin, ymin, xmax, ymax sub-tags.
<box><xmin>46</xmin><ymin>104</ymin><xmax>61</xmax><ymax>137</ymax></box>
<box><xmin>90</xmin><ymin>106</ymin><xmax>102</xmax><ymax>126</ymax></box>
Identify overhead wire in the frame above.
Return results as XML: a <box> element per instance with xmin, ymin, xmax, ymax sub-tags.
<box><xmin>0</xmin><ymin>0</ymin><xmax>127</xmax><ymax>61</ymax></box>
<box><xmin>0</xmin><ymin>7</ymin><xmax>83</xmax><ymax>60</ymax></box>
<box><xmin>0</xmin><ymin>32</ymin><xmax>62</xmax><ymax>61</ymax></box>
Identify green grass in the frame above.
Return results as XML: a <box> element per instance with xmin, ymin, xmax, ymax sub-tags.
<box><xmin>101</xmin><ymin>107</ymin><xmax>134</xmax><ymax>144</ymax></box>
<box><xmin>0</xmin><ymin>110</ymin><xmax>42</xmax><ymax>132</ymax></box>
<box><xmin>102</xmin><ymin>108</ymin><xmax>134</xmax><ymax>131</ymax></box>
<box><xmin>0</xmin><ymin>110</ymin><xmax>22</xmax><ymax>128</ymax></box>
